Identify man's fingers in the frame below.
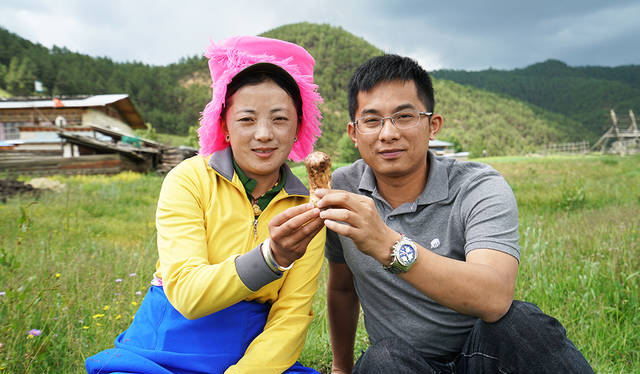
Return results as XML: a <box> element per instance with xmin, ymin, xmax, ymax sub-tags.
<box><xmin>319</xmin><ymin>208</ymin><xmax>356</xmax><ymax>226</ymax></box>
<box><xmin>324</xmin><ymin>218</ymin><xmax>355</xmax><ymax>238</ymax></box>
<box><xmin>317</xmin><ymin>189</ymin><xmax>372</xmax><ymax>213</ymax></box>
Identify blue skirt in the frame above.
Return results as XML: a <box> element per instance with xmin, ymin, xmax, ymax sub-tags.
<box><xmin>85</xmin><ymin>286</ymin><xmax>320</xmax><ymax>374</ymax></box>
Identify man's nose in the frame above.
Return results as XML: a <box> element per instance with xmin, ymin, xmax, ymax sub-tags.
<box><xmin>378</xmin><ymin>117</ymin><xmax>400</xmax><ymax>140</ymax></box>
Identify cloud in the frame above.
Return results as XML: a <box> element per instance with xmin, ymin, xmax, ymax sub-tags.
<box><xmin>0</xmin><ymin>0</ymin><xmax>637</xmax><ymax>69</ymax></box>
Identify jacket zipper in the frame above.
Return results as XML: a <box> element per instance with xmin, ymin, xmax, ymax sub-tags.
<box><xmin>253</xmin><ymin>218</ymin><xmax>258</xmax><ymax>240</ymax></box>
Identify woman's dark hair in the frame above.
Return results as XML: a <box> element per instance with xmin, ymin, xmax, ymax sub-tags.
<box><xmin>347</xmin><ymin>54</ymin><xmax>434</xmax><ymax>121</ymax></box>
<box><xmin>224</xmin><ymin>63</ymin><xmax>303</xmax><ymax>120</ymax></box>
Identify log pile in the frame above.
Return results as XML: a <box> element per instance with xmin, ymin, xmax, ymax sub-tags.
<box><xmin>0</xmin><ymin>179</ymin><xmax>38</xmax><ymax>203</ymax></box>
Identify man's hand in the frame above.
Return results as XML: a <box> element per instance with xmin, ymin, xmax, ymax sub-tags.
<box><xmin>315</xmin><ymin>189</ymin><xmax>399</xmax><ymax>265</ymax></box>
<box><xmin>268</xmin><ymin>203</ymin><xmax>324</xmax><ymax>267</ymax></box>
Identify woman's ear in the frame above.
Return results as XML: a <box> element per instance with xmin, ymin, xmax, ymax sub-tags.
<box><xmin>222</xmin><ymin>122</ymin><xmax>230</xmax><ymax>142</ymax></box>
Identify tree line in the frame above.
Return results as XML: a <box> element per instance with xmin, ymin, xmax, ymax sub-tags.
<box><xmin>1</xmin><ymin>23</ymin><xmax>620</xmax><ymax>159</ymax></box>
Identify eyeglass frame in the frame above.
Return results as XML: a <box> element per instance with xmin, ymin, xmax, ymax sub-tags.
<box><xmin>352</xmin><ymin>109</ymin><xmax>433</xmax><ymax>134</ymax></box>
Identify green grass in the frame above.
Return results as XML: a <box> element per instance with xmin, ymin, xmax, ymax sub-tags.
<box><xmin>155</xmin><ymin>133</ymin><xmax>191</xmax><ymax>147</ymax></box>
<box><xmin>1</xmin><ymin>155</ymin><xmax>639</xmax><ymax>373</ymax></box>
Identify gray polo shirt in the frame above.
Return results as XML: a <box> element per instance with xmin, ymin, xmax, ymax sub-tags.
<box><xmin>325</xmin><ymin>151</ymin><xmax>520</xmax><ymax>357</ymax></box>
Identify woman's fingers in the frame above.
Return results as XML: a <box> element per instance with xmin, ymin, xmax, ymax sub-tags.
<box><xmin>270</xmin><ymin>202</ymin><xmax>315</xmax><ymax>227</ymax></box>
<box><xmin>268</xmin><ymin>203</ymin><xmax>324</xmax><ymax>265</ymax></box>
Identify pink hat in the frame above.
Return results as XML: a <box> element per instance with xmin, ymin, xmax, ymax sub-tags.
<box><xmin>198</xmin><ymin>35</ymin><xmax>323</xmax><ymax>162</ymax></box>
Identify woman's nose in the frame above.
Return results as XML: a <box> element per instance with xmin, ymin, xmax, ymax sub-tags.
<box><xmin>254</xmin><ymin>119</ymin><xmax>275</xmax><ymax>141</ymax></box>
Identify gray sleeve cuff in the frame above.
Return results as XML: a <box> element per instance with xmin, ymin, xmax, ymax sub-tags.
<box><xmin>235</xmin><ymin>244</ymin><xmax>283</xmax><ymax>292</ymax></box>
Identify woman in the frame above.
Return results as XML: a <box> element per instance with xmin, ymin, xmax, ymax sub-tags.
<box><xmin>86</xmin><ymin>36</ymin><xmax>325</xmax><ymax>374</ymax></box>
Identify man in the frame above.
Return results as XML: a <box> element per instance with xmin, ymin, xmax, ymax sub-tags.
<box><xmin>315</xmin><ymin>54</ymin><xmax>593</xmax><ymax>373</ymax></box>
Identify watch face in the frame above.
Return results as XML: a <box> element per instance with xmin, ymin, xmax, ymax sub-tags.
<box><xmin>397</xmin><ymin>243</ymin><xmax>416</xmax><ymax>266</ymax></box>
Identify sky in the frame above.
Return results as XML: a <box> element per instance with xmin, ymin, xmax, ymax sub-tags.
<box><xmin>1</xmin><ymin>0</ymin><xmax>639</xmax><ymax>71</ymax></box>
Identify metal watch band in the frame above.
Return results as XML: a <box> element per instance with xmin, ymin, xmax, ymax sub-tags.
<box><xmin>383</xmin><ymin>235</ymin><xmax>418</xmax><ymax>274</ymax></box>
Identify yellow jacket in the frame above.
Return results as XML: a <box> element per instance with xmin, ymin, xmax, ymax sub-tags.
<box><xmin>154</xmin><ymin>148</ymin><xmax>325</xmax><ymax>374</ymax></box>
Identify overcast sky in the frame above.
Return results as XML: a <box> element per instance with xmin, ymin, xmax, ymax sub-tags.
<box><xmin>2</xmin><ymin>0</ymin><xmax>639</xmax><ymax>71</ymax></box>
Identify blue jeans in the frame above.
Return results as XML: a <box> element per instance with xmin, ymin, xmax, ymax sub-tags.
<box><xmin>352</xmin><ymin>301</ymin><xmax>594</xmax><ymax>374</ymax></box>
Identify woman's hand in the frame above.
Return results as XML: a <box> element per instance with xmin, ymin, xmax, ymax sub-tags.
<box><xmin>268</xmin><ymin>203</ymin><xmax>324</xmax><ymax>267</ymax></box>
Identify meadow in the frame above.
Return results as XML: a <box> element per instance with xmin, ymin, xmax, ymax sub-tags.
<box><xmin>0</xmin><ymin>153</ymin><xmax>638</xmax><ymax>373</ymax></box>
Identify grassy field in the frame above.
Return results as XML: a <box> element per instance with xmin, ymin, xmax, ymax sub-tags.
<box><xmin>1</xmin><ymin>154</ymin><xmax>638</xmax><ymax>373</ymax></box>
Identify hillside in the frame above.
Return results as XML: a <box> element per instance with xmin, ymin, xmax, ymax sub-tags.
<box><xmin>0</xmin><ymin>23</ymin><xmax>602</xmax><ymax>157</ymax></box>
<box><xmin>433</xmin><ymin>60</ymin><xmax>640</xmax><ymax>142</ymax></box>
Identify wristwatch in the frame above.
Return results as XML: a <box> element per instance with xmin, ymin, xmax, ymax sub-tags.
<box><xmin>383</xmin><ymin>235</ymin><xmax>418</xmax><ymax>274</ymax></box>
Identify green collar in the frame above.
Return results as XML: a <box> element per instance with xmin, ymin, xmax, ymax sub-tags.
<box><xmin>232</xmin><ymin>157</ymin><xmax>286</xmax><ymax>215</ymax></box>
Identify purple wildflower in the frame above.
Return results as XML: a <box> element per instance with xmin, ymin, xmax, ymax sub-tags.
<box><xmin>28</xmin><ymin>329</ymin><xmax>42</xmax><ymax>337</ymax></box>
<box><xmin>115</xmin><ymin>278</ymin><xmax>123</xmax><ymax>283</ymax></box>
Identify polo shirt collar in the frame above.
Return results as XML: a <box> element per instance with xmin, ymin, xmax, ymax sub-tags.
<box><xmin>357</xmin><ymin>151</ymin><xmax>449</xmax><ymax>206</ymax></box>
<box><xmin>208</xmin><ymin>147</ymin><xmax>308</xmax><ymax>196</ymax></box>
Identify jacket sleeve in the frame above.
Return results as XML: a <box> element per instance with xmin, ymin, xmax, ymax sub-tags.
<box><xmin>225</xmin><ymin>227</ymin><xmax>326</xmax><ymax>374</ymax></box>
<box><xmin>156</xmin><ymin>160</ymin><xmax>253</xmax><ymax>319</ymax></box>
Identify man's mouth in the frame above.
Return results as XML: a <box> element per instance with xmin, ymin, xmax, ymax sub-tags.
<box><xmin>379</xmin><ymin>148</ymin><xmax>404</xmax><ymax>159</ymax></box>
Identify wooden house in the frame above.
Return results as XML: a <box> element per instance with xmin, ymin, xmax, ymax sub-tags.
<box><xmin>0</xmin><ymin>94</ymin><xmax>146</xmax><ymax>154</ymax></box>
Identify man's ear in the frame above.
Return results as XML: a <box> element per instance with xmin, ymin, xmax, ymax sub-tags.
<box><xmin>347</xmin><ymin>122</ymin><xmax>358</xmax><ymax>148</ymax></box>
<box><xmin>428</xmin><ymin>114</ymin><xmax>444</xmax><ymax>140</ymax></box>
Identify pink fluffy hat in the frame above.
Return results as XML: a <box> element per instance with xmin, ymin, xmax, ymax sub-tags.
<box><xmin>198</xmin><ymin>35</ymin><xmax>323</xmax><ymax>162</ymax></box>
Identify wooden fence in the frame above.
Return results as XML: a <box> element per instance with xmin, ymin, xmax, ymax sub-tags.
<box><xmin>542</xmin><ymin>141</ymin><xmax>590</xmax><ymax>154</ymax></box>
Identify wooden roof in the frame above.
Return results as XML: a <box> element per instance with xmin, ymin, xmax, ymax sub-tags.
<box><xmin>0</xmin><ymin>94</ymin><xmax>146</xmax><ymax>129</ymax></box>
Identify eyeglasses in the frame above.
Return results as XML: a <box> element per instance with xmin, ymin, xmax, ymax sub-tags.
<box><xmin>353</xmin><ymin>109</ymin><xmax>432</xmax><ymax>134</ymax></box>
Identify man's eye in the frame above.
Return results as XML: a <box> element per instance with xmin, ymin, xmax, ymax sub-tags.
<box><xmin>363</xmin><ymin>117</ymin><xmax>380</xmax><ymax>124</ymax></box>
<box><xmin>396</xmin><ymin>113</ymin><xmax>415</xmax><ymax>119</ymax></box>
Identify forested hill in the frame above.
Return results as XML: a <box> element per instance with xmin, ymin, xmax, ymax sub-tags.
<box><xmin>433</xmin><ymin>60</ymin><xmax>640</xmax><ymax>141</ymax></box>
<box><xmin>0</xmin><ymin>23</ymin><xmax>601</xmax><ymax>158</ymax></box>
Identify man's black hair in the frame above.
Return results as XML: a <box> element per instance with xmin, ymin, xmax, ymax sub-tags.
<box><xmin>225</xmin><ymin>63</ymin><xmax>303</xmax><ymax>119</ymax></box>
<box><xmin>347</xmin><ymin>54</ymin><xmax>434</xmax><ymax>121</ymax></box>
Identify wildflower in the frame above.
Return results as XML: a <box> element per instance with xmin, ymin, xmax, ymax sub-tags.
<box><xmin>96</xmin><ymin>323</ymin><xmax>103</xmax><ymax>327</ymax></box>
<box><xmin>103</xmin><ymin>305</ymin><xmax>110</xmax><ymax>311</ymax></box>
<box><xmin>82</xmin><ymin>326</ymin><xmax>89</xmax><ymax>329</ymax></box>
<box><xmin>28</xmin><ymin>329</ymin><xmax>42</xmax><ymax>337</ymax></box>
<box><xmin>115</xmin><ymin>314</ymin><xmax>121</xmax><ymax>320</ymax></box>
<box><xmin>129</xmin><ymin>273</ymin><xmax>137</xmax><ymax>277</ymax></box>
<box><xmin>92</xmin><ymin>313</ymin><xmax>105</xmax><ymax>319</ymax></box>
<box><xmin>0</xmin><ymin>292</ymin><xmax>5</xmax><ymax>296</ymax></box>
<box><xmin>55</xmin><ymin>273</ymin><xmax>61</xmax><ymax>278</ymax></box>
<box><xmin>115</xmin><ymin>278</ymin><xmax>123</xmax><ymax>283</ymax></box>
<box><xmin>131</xmin><ymin>301</ymin><xmax>138</xmax><ymax>306</ymax></box>
<box><xmin>135</xmin><ymin>291</ymin><xmax>142</xmax><ymax>295</ymax></box>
